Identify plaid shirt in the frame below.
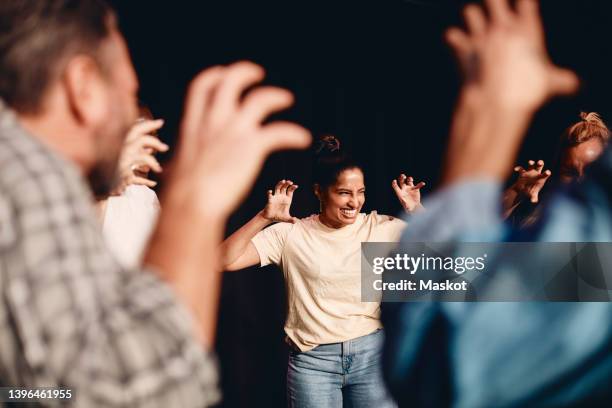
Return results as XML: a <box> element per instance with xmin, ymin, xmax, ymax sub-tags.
<box><xmin>0</xmin><ymin>101</ymin><xmax>220</xmax><ymax>407</ymax></box>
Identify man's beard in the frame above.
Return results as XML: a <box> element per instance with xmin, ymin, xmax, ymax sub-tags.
<box><xmin>88</xmin><ymin>157</ymin><xmax>120</xmax><ymax>199</ymax></box>
<box><xmin>88</xmin><ymin>120</ymin><xmax>129</xmax><ymax>199</ymax></box>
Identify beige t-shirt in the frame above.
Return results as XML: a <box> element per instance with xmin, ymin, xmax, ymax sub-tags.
<box><xmin>251</xmin><ymin>211</ymin><xmax>406</xmax><ymax>351</ymax></box>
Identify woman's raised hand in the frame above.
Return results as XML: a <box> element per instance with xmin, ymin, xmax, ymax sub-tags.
<box><xmin>263</xmin><ymin>179</ymin><xmax>299</xmax><ymax>223</ymax></box>
<box><xmin>392</xmin><ymin>174</ymin><xmax>425</xmax><ymax>213</ymax></box>
<box><xmin>113</xmin><ymin>119</ymin><xmax>168</xmax><ymax>194</ymax></box>
<box><xmin>446</xmin><ymin>0</ymin><xmax>579</xmax><ymax>113</ymax></box>
<box><xmin>512</xmin><ymin>159</ymin><xmax>552</xmax><ymax>203</ymax></box>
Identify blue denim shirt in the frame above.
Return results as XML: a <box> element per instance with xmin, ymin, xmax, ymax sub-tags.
<box><xmin>383</xmin><ymin>153</ymin><xmax>612</xmax><ymax>407</ymax></box>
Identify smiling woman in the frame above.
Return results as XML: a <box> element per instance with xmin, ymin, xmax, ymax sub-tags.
<box><xmin>219</xmin><ymin>135</ymin><xmax>426</xmax><ymax>407</ymax></box>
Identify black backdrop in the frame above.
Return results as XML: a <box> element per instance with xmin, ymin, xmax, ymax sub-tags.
<box><xmin>109</xmin><ymin>1</ymin><xmax>612</xmax><ymax>406</ymax></box>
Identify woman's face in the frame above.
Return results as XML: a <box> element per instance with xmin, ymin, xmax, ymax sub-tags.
<box><xmin>318</xmin><ymin>167</ymin><xmax>365</xmax><ymax>229</ymax></box>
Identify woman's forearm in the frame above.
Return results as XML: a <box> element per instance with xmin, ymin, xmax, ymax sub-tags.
<box><xmin>443</xmin><ymin>89</ymin><xmax>535</xmax><ymax>187</ymax></box>
<box><xmin>502</xmin><ymin>186</ymin><xmax>523</xmax><ymax>219</ymax></box>
<box><xmin>220</xmin><ymin>210</ymin><xmax>272</xmax><ymax>268</ymax></box>
<box><xmin>144</xmin><ymin>185</ymin><xmax>226</xmax><ymax>347</ymax></box>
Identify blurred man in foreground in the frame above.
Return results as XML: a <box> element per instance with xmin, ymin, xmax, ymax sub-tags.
<box><xmin>0</xmin><ymin>0</ymin><xmax>310</xmax><ymax>406</ymax></box>
<box><xmin>383</xmin><ymin>0</ymin><xmax>611</xmax><ymax>406</ymax></box>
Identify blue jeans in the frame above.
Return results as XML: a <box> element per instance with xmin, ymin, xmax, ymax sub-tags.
<box><xmin>287</xmin><ymin>329</ymin><xmax>397</xmax><ymax>408</ymax></box>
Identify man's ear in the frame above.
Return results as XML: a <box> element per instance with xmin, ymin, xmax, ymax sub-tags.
<box><xmin>62</xmin><ymin>55</ymin><xmax>109</xmax><ymax>127</ymax></box>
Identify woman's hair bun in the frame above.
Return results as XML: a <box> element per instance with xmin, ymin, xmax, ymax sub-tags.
<box><xmin>580</xmin><ymin>111</ymin><xmax>605</xmax><ymax>126</ymax></box>
<box><xmin>314</xmin><ymin>135</ymin><xmax>341</xmax><ymax>157</ymax></box>
<box><xmin>311</xmin><ymin>135</ymin><xmax>361</xmax><ymax>189</ymax></box>
<box><xmin>563</xmin><ymin>111</ymin><xmax>610</xmax><ymax>146</ymax></box>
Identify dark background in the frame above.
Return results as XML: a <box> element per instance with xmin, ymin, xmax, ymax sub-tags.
<box><xmin>109</xmin><ymin>0</ymin><xmax>612</xmax><ymax>406</ymax></box>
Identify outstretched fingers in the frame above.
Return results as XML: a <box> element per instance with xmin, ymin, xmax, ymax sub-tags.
<box><xmin>273</xmin><ymin>179</ymin><xmax>297</xmax><ymax>196</ymax></box>
<box><xmin>445</xmin><ymin>27</ymin><xmax>471</xmax><ymax>59</ymax></box>
<box><xmin>181</xmin><ymin>66</ymin><xmax>226</xmax><ymax>143</ymax></box>
<box><xmin>128</xmin><ymin>119</ymin><xmax>165</xmax><ymax>143</ymax></box>
<box><xmin>131</xmin><ymin>176</ymin><xmax>158</xmax><ymax>188</ymax></box>
<box><xmin>516</xmin><ymin>0</ymin><xmax>542</xmax><ymax>31</ymax></box>
<box><xmin>412</xmin><ymin>181</ymin><xmax>426</xmax><ymax>190</ymax></box>
<box><xmin>464</xmin><ymin>3</ymin><xmax>487</xmax><ymax>37</ymax></box>
<box><xmin>406</xmin><ymin>175</ymin><xmax>414</xmax><ymax>187</ymax></box>
<box><xmin>136</xmin><ymin>135</ymin><xmax>170</xmax><ymax>154</ymax></box>
<box><xmin>287</xmin><ymin>184</ymin><xmax>299</xmax><ymax>198</ymax></box>
<box><xmin>280</xmin><ymin>180</ymin><xmax>294</xmax><ymax>195</ymax></box>
<box><xmin>260</xmin><ymin>121</ymin><xmax>312</xmax><ymax>153</ymax></box>
<box><xmin>131</xmin><ymin>154</ymin><xmax>162</xmax><ymax>173</ymax></box>
<box><xmin>515</xmin><ymin>0</ymin><xmax>580</xmax><ymax>97</ymax></box>
<box><xmin>393</xmin><ymin>173</ymin><xmax>425</xmax><ymax>191</ymax></box>
<box><xmin>549</xmin><ymin>66</ymin><xmax>580</xmax><ymax>97</ymax></box>
<box><xmin>240</xmin><ymin>87</ymin><xmax>295</xmax><ymax>125</ymax></box>
<box><xmin>392</xmin><ymin>174</ymin><xmax>406</xmax><ymax>190</ymax></box>
<box><xmin>208</xmin><ymin>61</ymin><xmax>265</xmax><ymax>130</ymax></box>
<box><xmin>274</xmin><ymin>180</ymin><xmax>286</xmax><ymax>195</ymax></box>
<box><xmin>484</xmin><ymin>0</ymin><xmax>513</xmax><ymax>24</ymax></box>
<box><xmin>447</xmin><ymin>3</ymin><xmax>487</xmax><ymax>77</ymax></box>
<box><xmin>535</xmin><ymin>159</ymin><xmax>544</xmax><ymax>173</ymax></box>
<box><xmin>391</xmin><ymin>179</ymin><xmax>401</xmax><ymax>192</ymax></box>
<box><xmin>540</xmin><ymin>169</ymin><xmax>552</xmax><ymax>179</ymax></box>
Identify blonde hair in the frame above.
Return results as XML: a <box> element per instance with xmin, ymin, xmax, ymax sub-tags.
<box><xmin>563</xmin><ymin>112</ymin><xmax>610</xmax><ymax>147</ymax></box>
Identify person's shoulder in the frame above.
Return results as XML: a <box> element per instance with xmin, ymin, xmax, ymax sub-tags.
<box><xmin>123</xmin><ymin>185</ymin><xmax>160</xmax><ymax>206</ymax></box>
<box><xmin>363</xmin><ymin>211</ymin><xmax>407</xmax><ymax>241</ymax></box>
<box><xmin>1</xmin><ymin>144</ymin><xmax>88</xmax><ymax>209</ymax></box>
<box><xmin>298</xmin><ymin>214</ymin><xmax>318</xmax><ymax>225</ymax></box>
<box><xmin>0</xmin><ymin>113</ymin><xmax>92</xmax><ymax>218</ymax></box>
<box><xmin>364</xmin><ymin>210</ymin><xmax>406</xmax><ymax>227</ymax></box>
<box><xmin>265</xmin><ymin>219</ymin><xmax>298</xmax><ymax>236</ymax></box>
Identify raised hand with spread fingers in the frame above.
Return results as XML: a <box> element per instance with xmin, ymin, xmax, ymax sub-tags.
<box><xmin>512</xmin><ymin>159</ymin><xmax>552</xmax><ymax>203</ymax></box>
<box><xmin>443</xmin><ymin>0</ymin><xmax>579</xmax><ymax>185</ymax></box>
<box><xmin>113</xmin><ymin>118</ymin><xmax>168</xmax><ymax>194</ymax></box>
<box><xmin>502</xmin><ymin>159</ymin><xmax>552</xmax><ymax>218</ymax></box>
<box><xmin>391</xmin><ymin>174</ymin><xmax>425</xmax><ymax>213</ymax></box>
<box><xmin>263</xmin><ymin>180</ymin><xmax>299</xmax><ymax>223</ymax></box>
<box><xmin>445</xmin><ymin>0</ymin><xmax>579</xmax><ymax>113</ymax></box>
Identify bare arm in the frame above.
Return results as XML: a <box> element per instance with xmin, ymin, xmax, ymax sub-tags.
<box><xmin>501</xmin><ymin>187</ymin><xmax>522</xmax><ymax>219</ymax></box>
<box><xmin>220</xmin><ymin>211</ymin><xmax>270</xmax><ymax>271</ymax></box>
<box><xmin>220</xmin><ymin>179</ymin><xmax>299</xmax><ymax>271</ymax></box>
<box><xmin>143</xmin><ymin>63</ymin><xmax>311</xmax><ymax>347</ymax></box>
<box><xmin>442</xmin><ymin>0</ymin><xmax>578</xmax><ymax>187</ymax></box>
<box><xmin>145</xmin><ymin>194</ymin><xmax>224</xmax><ymax>348</ymax></box>
<box><xmin>443</xmin><ymin>93</ymin><xmax>536</xmax><ymax>185</ymax></box>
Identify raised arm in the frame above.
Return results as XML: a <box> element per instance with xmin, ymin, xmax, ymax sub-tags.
<box><xmin>502</xmin><ymin>159</ymin><xmax>551</xmax><ymax>218</ymax></box>
<box><xmin>221</xmin><ymin>179</ymin><xmax>299</xmax><ymax>271</ymax></box>
<box><xmin>386</xmin><ymin>1</ymin><xmax>581</xmax><ymax>404</ymax></box>
<box><xmin>442</xmin><ymin>0</ymin><xmax>578</xmax><ymax>186</ymax></box>
<box><xmin>144</xmin><ymin>63</ymin><xmax>311</xmax><ymax>347</ymax></box>
<box><xmin>95</xmin><ymin>119</ymin><xmax>167</xmax><ymax>221</ymax></box>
